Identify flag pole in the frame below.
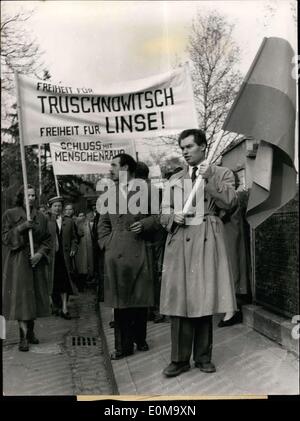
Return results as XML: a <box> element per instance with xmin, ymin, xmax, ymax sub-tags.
<box><xmin>48</xmin><ymin>145</ymin><xmax>60</xmax><ymax>196</ymax></box>
<box><xmin>183</xmin><ymin>129</ymin><xmax>226</xmax><ymax>214</ymax></box>
<box><xmin>54</xmin><ymin>173</ymin><xmax>60</xmax><ymax>196</ymax></box>
<box><xmin>14</xmin><ymin>71</ymin><xmax>34</xmax><ymax>258</ymax></box>
<box><xmin>206</xmin><ymin>130</ymin><xmax>226</xmax><ymax>163</ymax></box>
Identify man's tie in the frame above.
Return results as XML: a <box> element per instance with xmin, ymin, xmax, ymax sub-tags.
<box><xmin>191</xmin><ymin>166</ymin><xmax>198</xmax><ymax>184</ymax></box>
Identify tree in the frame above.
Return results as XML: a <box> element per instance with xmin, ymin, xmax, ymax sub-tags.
<box><xmin>1</xmin><ymin>6</ymin><xmax>44</xmax><ymax>93</ymax></box>
<box><xmin>1</xmin><ymin>4</ymin><xmax>47</xmax><ymax>139</ymax></box>
<box><xmin>187</xmin><ymin>10</ymin><xmax>243</xmax><ymax>158</ymax></box>
<box><xmin>0</xmin><ymin>6</ymin><xmax>93</xmax><ymax>209</ymax></box>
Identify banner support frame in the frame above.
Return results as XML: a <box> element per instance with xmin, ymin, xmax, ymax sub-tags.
<box><xmin>14</xmin><ymin>71</ymin><xmax>34</xmax><ymax>258</ymax></box>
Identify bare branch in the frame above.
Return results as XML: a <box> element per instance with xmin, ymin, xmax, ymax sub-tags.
<box><xmin>187</xmin><ymin>9</ymin><xmax>243</xmax><ymax>152</ymax></box>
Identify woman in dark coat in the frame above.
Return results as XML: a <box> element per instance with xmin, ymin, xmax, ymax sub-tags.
<box><xmin>47</xmin><ymin>196</ymin><xmax>78</xmax><ymax>319</ymax></box>
<box><xmin>2</xmin><ymin>185</ymin><xmax>51</xmax><ymax>351</ymax></box>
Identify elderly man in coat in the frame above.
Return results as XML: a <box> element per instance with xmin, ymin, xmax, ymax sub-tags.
<box><xmin>160</xmin><ymin>129</ymin><xmax>238</xmax><ymax>377</ymax></box>
<box><xmin>98</xmin><ymin>153</ymin><xmax>160</xmax><ymax>360</ymax></box>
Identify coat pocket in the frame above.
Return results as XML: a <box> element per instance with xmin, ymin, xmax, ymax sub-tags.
<box><xmin>104</xmin><ymin>233</ymin><xmax>113</xmax><ymax>249</ymax></box>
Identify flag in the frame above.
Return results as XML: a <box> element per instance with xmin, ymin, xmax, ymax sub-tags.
<box><xmin>222</xmin><ymin>37</ymin><xmax>297</xmax><ymax>228</ymax></box>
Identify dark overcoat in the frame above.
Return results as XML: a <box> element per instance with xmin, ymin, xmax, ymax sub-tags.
<box><xmin>97</xmin><ymin>180</ymin><xmax>160</xmax><ymax>309</ymax></box>
<box><xmin>222</xmin><ymin>194</ymin><xmax>251</xmax><ymax>295</ymax></box>
<box><xmin>2</xmin><ymin>206</ymin><xmax>51</xmax><ymax>320</ymax></box>
<box><xmin>47</xmin><ymin>214</ymin><xmax>78</xmax><ymax>295</ymax></box>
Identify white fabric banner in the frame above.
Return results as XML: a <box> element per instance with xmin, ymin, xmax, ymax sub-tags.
<box><xmin>16</xmin><ymin>65</ymin><xmax>198</xmax><ymax>146</ymax></box>
<box><xmin>50</xmin><ymin>139</ymin><xmax>136</xmax><ymax>175</ymax></box>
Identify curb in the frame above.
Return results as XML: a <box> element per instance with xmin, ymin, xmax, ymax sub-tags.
<box><xmin>242</xmin><ymin>304</ymin><xmax>299</xmax><ymax>357</ymax></box>
<box><xmin>96</xmin><ymin>301</ymin><xmax>119</xmax><ymax>395</ymax></box>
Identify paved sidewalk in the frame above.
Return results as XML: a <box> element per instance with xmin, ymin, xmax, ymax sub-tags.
<box><xmin>100</xmin><ymin>305</ymin><xmax>299</xmax><ymax>396</ymax></box>
<box><xmin>3</xmin><ymin>290</ymin><xmax>115</xmax><ymax>396</ymax></box>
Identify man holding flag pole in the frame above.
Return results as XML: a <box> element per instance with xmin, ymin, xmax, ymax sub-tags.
<box><xmin>160</xmin><ymin>128</ymin><xmax>238</xmax><ymax>377</ymax></box>
<box><xmin>159</xmin><ymin>35</ymin><xmax>297</xmax><ymax>377</ymax></box>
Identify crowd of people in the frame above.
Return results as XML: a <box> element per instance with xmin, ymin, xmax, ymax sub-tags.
<box><xmin>2</xmin><ymin>128</ymin><xmax>250</xmax><ymax>376</ymax></box>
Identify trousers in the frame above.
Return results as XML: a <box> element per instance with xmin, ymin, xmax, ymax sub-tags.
<box><xmin>114</xmin><ymin>307</ymin><xmax>148</xmax><ymax>353</ymax></box>
<box><xmin>170</xmin><ymin>315</ymin><xmax>213</xmax><ymax>363</ymax></box>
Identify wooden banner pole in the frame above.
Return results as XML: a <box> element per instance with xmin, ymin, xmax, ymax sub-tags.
<box><xmin>14</xmin><ymin>71</ymin><xmax>34</xmax><ymax>257</ymax></box>
<box><xmin>38</xmin><ymin>144</ymin><xmax>42</xmax><ymax>203</ymax></box>
<box><xmin>54</xmin><ymin>173</ymin><xmax>60</xmax><ymax>196</ymax></box>
<box><xmin>48</xmin><ymin>145</ymin><xmax>60</xmax><ymax>196</ymax></box>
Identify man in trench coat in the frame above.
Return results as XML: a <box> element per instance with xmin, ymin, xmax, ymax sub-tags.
<box><xmin>160</xmin><ymin>129</ymin><xmax>238</xmax><ymax>377</ymax></box>
<box><xmin>98</xmin><ymin>153</ymin><xmax>160</xmax><ymax>360</ymax></box>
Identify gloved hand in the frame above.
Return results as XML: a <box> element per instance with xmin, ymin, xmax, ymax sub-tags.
<box><xmin>30</xmin><ymin>252</ymin><xmax>42</xmax><ymax>268</ymax></box>
<box><xmin>17</xmin><ymin>220</ymin><xmax>33</xmax><ymax>233</ymax></box>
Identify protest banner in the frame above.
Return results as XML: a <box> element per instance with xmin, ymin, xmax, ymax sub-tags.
<box><xmin>50</xmin><ymin>139</ymin><xmax>136</xmax><ymax>175</ymax></box>
<box><xmin>16</xmin><ymin>64</ymin><xmax>198</xmax><ymax>146</ymax></box>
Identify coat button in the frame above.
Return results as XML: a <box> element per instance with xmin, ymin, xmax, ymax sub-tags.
<box><xmin>186</xmin><ymin>238</ymin><xmax>190</xmax><ymax>242</ymax></box>
<box><xmin>118</xmin><ymin>254</ymin><xmax>122</xmax><ymax>258</ymax></box>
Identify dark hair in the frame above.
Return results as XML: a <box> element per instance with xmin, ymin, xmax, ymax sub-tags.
<box><xmin>15</xmin><ymin>185</ymin><xmax>35</xmax><ymax>207</ymax></box>
<box><xmin>178</xmin><ymin>129</ymin><xmax>207</xmax><ymax>148</ymax></box>
<box><xmin>135</xmin><ymin>161</ymin><xmax>149</xmax><ymax>180</ymax></box>
<box><xmin>114</xmin><ymin>153</ymin><xmax>137</xmax><ymax>175</ymax></box>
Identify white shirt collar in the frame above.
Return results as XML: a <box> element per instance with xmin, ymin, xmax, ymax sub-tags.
<box><xmin>56</xmin><ymin>215</ymin><xmax>62</xmax><ymax>230</ymax></box>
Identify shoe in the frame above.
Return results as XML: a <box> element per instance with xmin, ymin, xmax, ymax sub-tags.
<box><xmin>26</xmin><ymin>331</ymin><xmax>39</xmax><ymax>344</ymax></box>
<box><xmin>153</xmin><ymin>315</ymin><xmax>166</xmax><ymax>324</ymax></box>
<box><xmin>136</xmin><ymin>341</ymin><xmax>149</xmax><ymax>351</ymax></box>
<box><xmin>163</xmin><ymin>361</ymin><xmax>190</xmax><ymax>377</ymax></box>
<box><xmin>218</xmin><ymin>311</ymin><xmax>243</xmax><ymax>327</ymax></box>
<box><xmin>147</xmin><ymin>312</ymin><xmax>155</xmax><ymax>321</ymax></box>
<box><xmin>19</xmin><ymin>337</ymin><xmax>29</xmax><ymax>352</ymax></box>
<box><xmin>195</xmin><ymin>362</ymin><xmax>216</xmax><ymax>373</ymax></box>
<box><xmin>26</xmin><ymin>321</ymin><xmax>39</xmax><ymax>344</ymax></box>
<box><xmin>110</xmin><ymin>350</ymin><xmax>134</xmax><ymax>360</ymax></box>
<box><xmin>61</xmin><ymin>311</ymin><xmax>72</xmax><ymax>320</ymax></box>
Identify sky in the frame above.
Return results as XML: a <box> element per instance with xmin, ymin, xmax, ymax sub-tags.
<box><xmin>2</xmin><ymin>0</ymin><xmax>298</xmax><ymax>162</ymax></box>
<box><xmin>3</xmin><ymin>0</ymin><xmax>297</xmax><ymax>87</ymax></box>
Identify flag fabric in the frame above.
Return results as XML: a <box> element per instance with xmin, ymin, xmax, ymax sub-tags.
<box><xmin>222</xmin><ymin>37</ymin><xmax>297</xmax><ymax>228</ymax></box>
<box><xmin>15</xmin><ymin>64</ymin><xmax>198</xmax><ymax>146</ymax></box>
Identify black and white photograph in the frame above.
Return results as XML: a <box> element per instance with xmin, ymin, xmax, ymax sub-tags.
<box><xmin>1</xmin><ymin>0</ymin><xmax>299</xmax><ymax>400</ymax></box>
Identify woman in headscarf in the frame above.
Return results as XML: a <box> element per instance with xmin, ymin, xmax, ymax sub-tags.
<box><xmin>2</xmin><ymin>185</ymin><xmax>51</xmax><ymax>351</ymax></box>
